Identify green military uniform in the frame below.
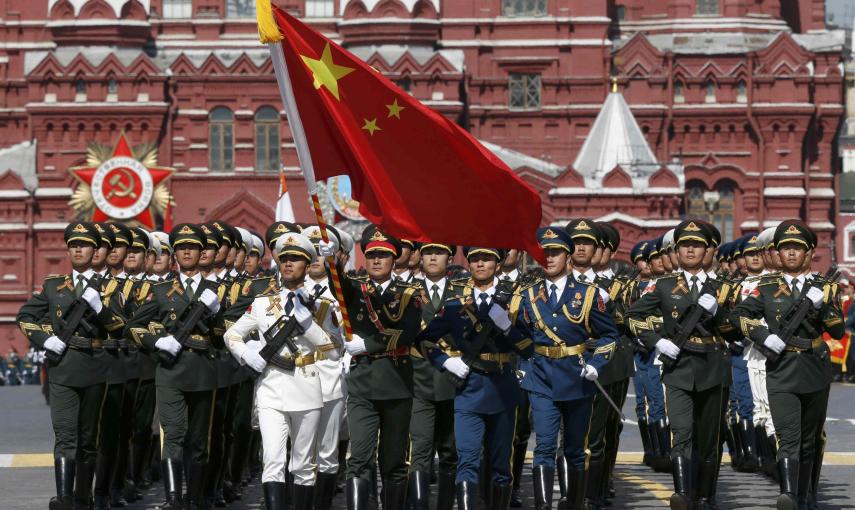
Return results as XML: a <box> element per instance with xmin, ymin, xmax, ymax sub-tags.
<box><xmin>626</xmin><ymin>220</ymin><xmax>734</xmax><ymax>510</ymax></box>
<box><xmin>341</xmin><ymin>226</ymin><xmax>423</xmax><ymax>509</ymax></box>
<box><xmin>16</xmin><ymin>222</ymin><xmax>126</xmax><ymax>510</ymax></box>
<box><xmin>123</xmin><ymin>223</ymin><xmax>224</xmax><ymax>509</ymax></box>
<box><xmin>730</xmin><ymin>220</ymin><xmax>844</xmax><ymax>509</ymax></box>
<box><xmin>408</xmin><ymin>242</ymin><xmax>466</xmax><ymax>510</ymax></box>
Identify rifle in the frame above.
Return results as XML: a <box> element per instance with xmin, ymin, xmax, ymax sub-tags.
<box><xmin>249</xmin><ymin>314</ymin><xmax>305</xmax><ymax>373</ymax></box>
<box><xmin>47</xmin><ymin>277</ymin><xmax>101</xmax><ymax>364</ymax></box>
<box><xmin>756</xmin><ymin>266</ymin><xmax>838</xmax><ymax>364</ymax></box>
<box><xmin>159</xmin><ymin>300</ymin><xmax>212</xmax><ymax>366</ymax></box>
<box><xmin>659</xmin><ymin>271</ymin><xmax>724</xmax><ymax>369</ymax></box>
<box><xmin>445</xmin><ymin>283</ymin><xmax>516</xmax><ymax>388</ymax></box>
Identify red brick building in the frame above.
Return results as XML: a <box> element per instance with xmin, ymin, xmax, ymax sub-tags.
<box><xmin>0</xmin><ymin>0</ymin><xmax>846</xmax><ymax>351</ymax></box>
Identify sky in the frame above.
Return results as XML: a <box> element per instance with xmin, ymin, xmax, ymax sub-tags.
<box><xmin>826</xmin><ymin>0</ymin><xmax>855</xmax><ymax>30</ymax></box>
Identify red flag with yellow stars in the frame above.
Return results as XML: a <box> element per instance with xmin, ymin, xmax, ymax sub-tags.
<box><xmin>260</xmin><ymin>4</ymin><xmax>545</xmax><ymax>261</ymax></box>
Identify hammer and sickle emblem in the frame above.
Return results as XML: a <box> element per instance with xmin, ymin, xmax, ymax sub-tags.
<box><xmin>105</xmin><ymin>168</ymin><xmax>138</xmax><ymax>200</ymax></box>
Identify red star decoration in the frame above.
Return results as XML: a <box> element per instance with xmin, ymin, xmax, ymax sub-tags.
<box><xmin>69</xmin><ymin>133</ymin><xmax>173</xmax><ymax>229</ymax></box>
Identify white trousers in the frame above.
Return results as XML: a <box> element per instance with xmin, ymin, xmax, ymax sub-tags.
<box><xmin>747</xmin><ymin>365</ymin><xmax>775</xmax><ymax>436</ymax></box>
<box><xmin>316</xmin><ymin>398</ymin><xmax>345</xmax><ymax>474</ymax></box>
<box><xmin>258</xmin><ymin>406</ymin><xmax>321</xmax><ymax>485</ymax></box>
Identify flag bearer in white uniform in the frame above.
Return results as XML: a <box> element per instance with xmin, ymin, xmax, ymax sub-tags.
<box><xmin>224</xmin><ymin>232</ymin><xmax>340</xmax><ymax>510</ymax></box>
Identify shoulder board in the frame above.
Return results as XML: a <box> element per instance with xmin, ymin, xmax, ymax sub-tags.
<box><xmin>393</xmin><ymin>280</ymin><xmax>420</xmax><ymax>289</ymax></box>
<box><xmin>517</xmin><ymin>278</ymin><xmax>542</xmax><ymax>293</ymax></box>
<box><xmin>758</xmin><ymin>276</ymin><xmax>783</xmax><ymax>286</ymax></box>
<box><xmin>450</xmin><ymin>277</ymin><xmax>471</xmax><ymax>287</ymax></box>
<box><xmin>347</xmin><ymin>274</ymin><xmax>370</xmax><ymax>283</ymax></box>
<box><xmin>45</xmin><ymin>274</ymin><xmax>68</xmax><ymax>280</ymax></box>
<box><xmin>152</xmin><ymin>279</ymin><xmax>174</xmax><ymax>286</ymax></box>
<box><xmin>258</xmin><ymin>288</ymin><xmax>279</xmax><ymax>298</ymax></box>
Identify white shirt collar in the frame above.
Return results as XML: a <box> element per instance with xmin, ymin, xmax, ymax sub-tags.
<box><xmin>597</xmin><ymin>268</ymin><xmax>615</xmax><ymax>279</ymax></box>
<box><xmin>546</xmin><ymin>275</ymin><xmax>568</xmax><ymax>296</ymax></box>
<box><xmin>180</xmin><ymin>272</ymin><xmax>202</xmax><ymax>287</ymax></box>
<box><xmin>426</xmin><ymin>277</ymin><xmax>447</xmax><ymax>294</ymax></box>
<box><xmin>783</xmin><ymin>273</ymin><xmax>805</xmax><ymax>286</ymax></box>
<box><xmin>500</xmin><ymin>269</ymin><xmax>519</xmax><ymax>282</ymax></box>
<box><xmin>683</xmin><ymin>270</ymin><xmax>707</xmax><ymax>285</ymax></box>
<box><xmin>72</xmin><ymin>269</ymin><xmax>95</xmax><ymax>282</ymax></box>
<box><xmin>229</xmin><ymin>268</ymin><xmax>239</xmax><ymax>278</ymax></box>
<box><xmin>114</xmin><ymin>270</ymin><xmax>127</xmax><ymax>279</ymax></box>
<box><xmin>572</xmin><ymin>268</ymin><xmax>596</xmax><ymax>282</ymax></box>
<box><xmin>474</xmin><ymin>278</ymin><xmax>499</xmax><ymax>304</ymax></box>
<box><xmin>129</xmin><ymin>272</ymin><xmax>145</xmax><ymax>281</ymax></box>
<box><xmin>394</xmin><ymin>269</ymin><xmax>411</xmax><ymax>281</ymax></box>
<box><xmin>305</xmin><ymin>275</ymin><xmax>326</xmax><ymax>288</ymax></box>
<box><xmin>216</xmin><ymin>268</ymin><xmax>228</xmax><ymax>280</ymax></box>
<box><xmin>97</xmin><ymin>268</ymin><xmax>109</xmax><ymax>277</ymax></box>
<box><xmin>372</xmin><ymin>279</ymin><xmax>392</xmax><ymax>294</ymax></box>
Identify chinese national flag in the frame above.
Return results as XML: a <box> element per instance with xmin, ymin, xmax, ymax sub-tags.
<box><xmin>264</xmin><ymin>5</ymin><xmax>545</xmax><ymax>261</ymax></box>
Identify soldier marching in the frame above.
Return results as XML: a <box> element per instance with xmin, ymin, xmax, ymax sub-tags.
<box><xmin>17</xmin><ymin>217</ymin><xmax>845</xmax><ymax>510</ymax></box>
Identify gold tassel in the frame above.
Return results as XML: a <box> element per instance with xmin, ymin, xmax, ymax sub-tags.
<box><xmin>256</xmin><ymin>0</ymin><xmax>283</xmax><ymax>43</ymax></box>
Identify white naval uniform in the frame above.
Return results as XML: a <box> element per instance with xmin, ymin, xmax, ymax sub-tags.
<box><xmin>739</xmin><ymin>273</ymin><xmax>775</xmax><ymax>436</ymax></box>
<box><xmin>304</xmin><ymin>276</ymin><xmax>347</xmax><ymax>474</ymax></box>
<box><xmin>224</xmin><ymin>288</ymin><xmax>337</xmax><ymax>485</ymax></box>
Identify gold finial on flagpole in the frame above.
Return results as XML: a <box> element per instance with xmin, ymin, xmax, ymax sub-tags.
<box><xmin>611</xmin><ymin>76</ymin><xmax>619</xmax><ymax>93</ymax></box>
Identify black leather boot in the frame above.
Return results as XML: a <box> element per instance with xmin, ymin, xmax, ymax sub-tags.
<box><xmin>766</xmin><ymin>434</ymin><xmax>780</xmax><ymax>482</ymax></box>
<box><xmin>436</xmin><ymin>472</ymin><xmax>455</xmax><ymax>510</ymax></box>
<box><xmin>186</xmin><ymin>462</ymin><xmax>207</xmax><ymax>509</ymax></box>
<box><xmin>567</xmin><ymin>467</ymin><xmax>586</xmax><ymax>510</ymax></box>
<box><xmin>292</xmin><ymin>484</ymin><xmax>314</xmax><ymax>510</ymax></box>
<box><xmin>160</xmin><ymin>459</ymin><xmax>183</xmax><ymax>510</ymax></box>
<box><xmin>407</xmin><ymin>471</ymin><xmax>429</xmax><ymax>510</ymax></box>
<box><xmin>50</xmin><ymin>457</ymin><xmax>75</xmax><ymax>510</ymax></box>
<box><xmin>263</xmin><ymin>481</ymin><xmax>287</xmax><ymax>510</ymax></box>
<box><xmin>725</xmin><ymin>421</ymin><xmax>741</xmax><ymax>469</ymax></box>
<box><xmin>653</xmin><ymin>420</ymin><xmax>673</xmax><ymax>473</ymax></box>
<box><xmin>532</xmin><ymin>465</ymin><xmax>554</xmax><ymax>510</ymax></box>
<box><xmin>639</xmin><ymin>418</ymin><xmax>654</xmax><ymax>467</ymax></box>
<box><xmin>669</xmin><ymin>457</ymin><xmax>692</xmax><ymax>510</ymax></box>
<box><xmin>345</xmin><ymin>477</ymin><xmax>371</xmax><ymax>510</ymax></box>
<box><xmin>556</xmin><ymin>455</ymin><xmax>570</xmax><ymax>506</ymax></box>
<box><xmin>511</xmin><ymin>445</ymin><xmax>527</xmax><ymax>508</ymax></box>
<box><xmin>585</xmin><ymin>460</ymin><xmax>605</xmax><ymax>509</ymax></box>
<box><xmin>738</xmin><ymin>420</ymin><xmax>758</xmax><ymax>473</ymax></box>
<box><xmin>697</xmin><ymin>460</ymin><xmax>720</xmax><ymax>509</ymax></box>
<box><xmin>313</xmin><ymin>472</ymin><xmax>337</xmax><ymax>510</ymax></box>
<box><xmin>776</xmin><ymin>458</ymin><xmax>799</xmax><ymax>510</ymax></box>
<box><xmin>490</xmin><ymin>484</ymin><xmax>513</xmax><ymax>510</ymax></box>
<box><xmin>382</xmin><ymin>479</ymin><xmax>407</xmax><ymax>510</ymax></box>
<box><xmin>74</xmin><ymin>460</ymin><xmax>96</xmax><ymax>510</ymax></box>
<box><xmin>456</xmin><ymin>481</ymin><xmax>479</xmax><ymax>510</ymax></box>
<box><xmin>797</xmin><ymin>460</ymin><xmax>813</xmax><ymax>509</ymax></box>
<box><xmin>93</xmin><ymin>452</ymin><xmax>113</xmax><ymax>510</ymax></box>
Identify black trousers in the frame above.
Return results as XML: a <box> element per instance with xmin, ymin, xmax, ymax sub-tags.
<box><xmin>769</xmin><ymin>388</ymin><xmax>829</xmax><ymax>460</ymax></box>
<box><xmin>409</xmin><ymin>397</ymin><xmax>456</xmax><ymax>475</ymax></box>
<box><xmin>346</xmin><ymin>396</ymin><xmax>412</xmax><ymax>483</ymax></box>
<box><xmin>156</xmin><ymin>386</ymin><xmax>215</xmax><ymax>463</ymax></box>
<box><xmin>50</xmin><ymin>382</ymin><xmax>107</xmax><ymax>463</ymax></box>
<box><xmin>665</xmin><ymin>385</ymin><xmax>724</xmax><ymax>461</ymax></box>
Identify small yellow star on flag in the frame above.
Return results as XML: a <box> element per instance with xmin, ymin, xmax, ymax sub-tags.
<box><xmin>300</xmin><ymin>42</ymin><xmax>355</xmax><ymax>101</ymax></box>
<box><xmin>362</xmin><ymin>118</ymin><xmax>381</xmax><ymax>136</ymax></box>
<box><xmin>386</xmin><ymin>99</ymin><xmax>405</xmax><ymax>119</ymax></box>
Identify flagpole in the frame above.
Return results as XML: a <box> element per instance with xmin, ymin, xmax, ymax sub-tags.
<box><xmin>268</xmin><ymin>41</ymin><xmax>353</xmax><ymax>342</ymax></box>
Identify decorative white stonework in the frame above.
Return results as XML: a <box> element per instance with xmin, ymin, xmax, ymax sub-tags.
<box><xmin>340</xmin><ymin>0</ymin><xmax>439</xmax><ymax>15</ymax></box>
<box><xmin>48</xmin><ymin>0</ymin><xmax>150</xmax><ymax>18</ymax></box>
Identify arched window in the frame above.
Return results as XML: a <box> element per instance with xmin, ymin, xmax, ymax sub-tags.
<box><xmin>674</xmin><ymin>81</ymin><xmax>685</xmax><ymax>103</ymax></box>
<box><xmin>685</xmin><ymin>181</ymin><xmax>735</xmax><ymax>241</ymax></box>
<box><xmin>75</xmin><ymin>79</ymin><xmax>86</xmax><ymax>102</ymax></box>
<box><xmin>736</xmin><ymin>80</ymin><xmax>747</xmax><ymax>103</ymax></box>
<box><xmin>704</xmin><ymin>80</ymin><xmax>716</xmax><ymax>104</ymax></box>
<box><xmin>107</xmin><ymin>78</ymin><xmax>118</xmax><ymax>101</ymax></box>
<box><xmin>209</xmin><ymin>107</ymin><xmax>234</xmax><ymax>171</ymax></box>
<box><xmin>255</xmin><ymin>106</ymin><xmax>280</xmax><ymax>172</ymax></box>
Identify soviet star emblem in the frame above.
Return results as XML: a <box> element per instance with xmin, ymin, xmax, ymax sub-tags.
<box><xmin>68</xmin><ymin>132</ymin><xmax>174</xmax><ymax>229</ymax></box>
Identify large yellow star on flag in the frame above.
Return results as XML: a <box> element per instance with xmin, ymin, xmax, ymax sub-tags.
<box><xmin>386</xmin><ymin>98</ymin><xmax>405</xmax><ymax>119</ymax></box>
<box><xmin>301</xmin><ymin>43</ymin><xmax>355</xmax><ymax>101</ymax></box>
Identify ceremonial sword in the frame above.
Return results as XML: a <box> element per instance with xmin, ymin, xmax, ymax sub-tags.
<box><xmin>580</xmin><ymin>356</ymin><xmax>626</xmax><ymax>422</ymax></box>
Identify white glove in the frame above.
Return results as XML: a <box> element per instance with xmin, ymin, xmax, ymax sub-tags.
<box><xmin>442</xmin><ymin>357</ymin><xmax>470</xmax><ymax>379</ymax></box>
<box><xmin>155</xmin><ymin>335</ymin><xmax>182</xmax><ymax>356</ymax></box>
<box><xmin>697</xmin><ymin>294</ymin><xmax>718</xmax><ymax>315</ymax></box>
<box><xmin>581</xmin><ymin>364</ymin><xmax>598</xmax><ymax>381</ymax></box>
<box><xmin>292</xmin><ymin>300</ymin><xmax>314</xmax><ymax>330</ymax></box>
<box><xmin>198</xmin><ymin>288</ymin><xmax>220</xmax><ymax>313</ymax></box>
<box><xmin>806</xmin><ymin>287</ymin><xmax>824</xmax><ymax>309</ymax></box>
<box><xmin>763</xmin><ymin>334</ymin><xmax>786</xmax><ymax>354</ymax></box>
<box><xmin>655</xmin><ymin>338</ymin><xmax>681</xmax><ymax>359</ymax></box>
<box><xmin>318</xmin><ymin>240</ymin><xmax>336</xmax><ymax>258</ymax></box>
<box><xmin>43</xmin><ymin>336</ymin><xmax>67</xmax><ymax>355</ymax></box>
<box><xmin>345</xmin><ymin>334</ymin><xmax>367</xmax><ymax>356</ymax></box>
<box><xmin>342</xmin><ymin>352</ymin><xmax>352</xmax><ymax>375</ymax></box>
<box><xmin>242</xmin><ymin>349</ymin><xmax>267</xmax><ymax>372</ymax></box>
<box><xmin>246</xmin><ymin>339</ymin><xmax>263</xmax><ymax>352</ymax></box>
<box><xmin>488</xmin><ymin>303</ymin><xmax>512</xmax><ymax>332</ymax></box>
<box><xmin>81</xmin><ymin>287</ymin><xmax>103</xmax><ymax>313</ymax></box>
